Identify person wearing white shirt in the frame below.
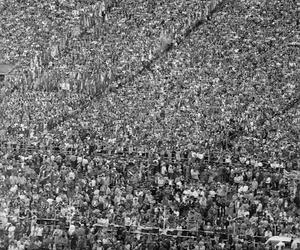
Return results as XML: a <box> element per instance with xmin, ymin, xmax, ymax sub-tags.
<box><xmin>238</xmin><ymin>184</ymin><xmax>249</xmax><ymax>193</ymax></box>
<box><xmin>265</xmin><ymin>176</ymin><xmax>272</xmax><ymax>188</ymax></box>
<box><xmin>174</xmin><ymin>210</ymin><xmax>179</xmax><ymax>217</ymax></box>
<box><xmin>36</xmin><ymin>224</ymin><xmax>43</xmax><ymax>240</ymax></box>
<box><xmin>90</xmin><ymin>179</ymin><xmax>96</xmax><ymax>187</ymax></box>
<box><xmin>208</xmin><ymin>189</ymin><xmax>216</xmax><ymax>198</ymax></box>
<box><xmin>182</xmin><ymin>194</ymin><xmax>188</xmax><ymax>203</ymax></box>
<box><xmin>68</xmin><ymin>224</ymin><xmax>76</xmax><ymax>235</ymax></box>
<box><xmin>124</xmin><ymin>215</ymin><xmax>131</xmax><ymax>226</ymax></box>
<box><xmin>275</xmin><ymin>241</ymin><xmax>285</xmax><ymax>250</ymax></box>
<box><xmin>16</xmin><ymin>240</ymin><xmax>26</xmax><ymax>250</ymax></box>
<box><xmin>68</xmin><ymin>171</ymin><xmax>75</xmax><ymax>180</ymax></box>
<box><xmin>219</xmin><ymin>241</ymin><xmax>226</xmax><ymax>249</ymax></box>
<box><xmin>30</xmin><ymin>222</ymin><xmax>38</xmax><ymax>237</ymax></box>
<box><xmin>287</xmin><ymin>215</ymin><xmax>293</xmax><ymax>223</ymax></box>
<box><xmin>161</xmin><ymin>164</ymin><xmax>167</xmax><ymax>175</ymax></box>
<box><xmin>9</xmin><ymin>175</ymin><xmax>18</xmax><ymax>185</ymax></box>
<box><xmin>157</xmin><ymin>175</ymin><xmax>165</xmax><ymax>187</ymax></box>
<box><xmin>176</xmin><ymin>179</ymin><xmax>183</xmax><ymax>189</ymax></box>
<box><xmin>192</xmin><ymin>189</ymin><xmax>199</xmax><ymax>198</ymax></box>
<box><xmin>10</xmin><ymin>185</ymin><xmax>18</xmax><ymax>194</ymax></box>
<box><xmin>199</xmin><ymin>195</ymin><xmax>207</xmax><ymax>208</ymax></box>
<box><xmin>132</xmin><ymin>196</ymin><xmax>139</xmax><ymax>207</ymax></box>
<box><xmin>242</xmin><ymin>185</ymin><xmax>249</xmax><ymax>193</ymax></box>
<box><xmin>264</xmin><ymin>228</ymin><xmax>273</xmax><ymax>238</ymax></box>
<box><xmin>191</xmin><ymin>168</ymin><xmax>199</xmax><ymax>180</ymax></box>
<box><xmin>56</xmin><ymin>196</ymin><xmax>63</xmax><ymax>203</ymax></box>
<box><xmin>98</xmin><ymin>217</ymin><xmax>109</xmax><ymax>225</ymax></box>
<box><xmin>174</xmin><ymin>193</ymin><xmax>181</xmax><ymax>203</ymax></box>
<box><xmin>8</xmin><ymin>223</ymin><xmax>16</xmax><ymax>240</ymax></box>
<box><xmin>199</xmin><ymin>241</ymin><xmax>205</xmax><ymax>250</ymax></box>
<box><xmin>183</xmin><ymin>188</ymin><xmax>191</xmax><ymax>196</ymax></box>
<box><xmin>279</xmin><ymin>211</ymin><xmax>287</xmax><ymax>220</ymax></box>
<box><xmin>47</xmin><ymin>198</ymin><xmax>54</xmax><ymax>205</ymax></box>
<box><xmin>168</xmin><ymin>164</ymin><xmax>174</xmax><ymax>175</ymax></box>
<box><xmin>199</xmin><ymin>189</ymin><xmax>205</xmax><ymax>197</ymax></box>
<box><xmin>256</xmin><ymin>202</ymin><xmax>263</xmax><ymax>213</ymax></box>
<box><xmin>8</xmin><ymin>241</ymin><xmax>18</xmax><ymax>250</ymax></box>
<box><xmin>291</xmin><ymin>241</ymin><xmax>300</xmax><ymax>250</ymax></box>
<box><xmin>251</xmin><ymin>178</ymin><xmax>258</xmax><ymax>191</ymax></box>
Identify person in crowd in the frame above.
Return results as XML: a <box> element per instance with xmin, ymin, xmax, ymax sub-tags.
<box><xmin>0</xmin><ymin>0</ymin><xmax>298</xmax><ymax>248</ymax></box>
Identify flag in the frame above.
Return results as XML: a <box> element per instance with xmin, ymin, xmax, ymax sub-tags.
<box><xmin>101</xmin><ymin>1</ymin><xmax>106</xmax><ymax>13</ymax></box>
<box><xmin>100</xmin><ymin>72</ymin><xmax>106</xmax><ymax>85</ymax></box>
<box><xmin>60</xmin><ymin>36</ymin><xmax>66</xmax><ymax>51</ymax></box>
<box><xmin>84</xmin><ymin>74</ymin><xmax>90</xmax><ymax>92</ymax></box>
<box><xmin>30</xmin><ymin>58</ymin><xmax>34</xmax><ymax>71</ymax></box>
<box><xmin>80</xmin><ymin>14</ymin><xmax>84</xmax><ymax>27</ymax></box>
<box><xmin>85</xmin><ymin>15</ymin><xmax>89</xmax><ymax>28</ymax></box>
<box><xmin>108</xmin><ymin>68</ymin><xmax>113</xmax><ymax>82</ymax></box>
<box><xmin>95</xmin><ymin>72</ymin><xmax>103</xmax><ymax>93</ymax></box>
<box><xmin>204</xmin><ymin>4</ymin><xmax>209</xmax><ymax>18</ymax></box>
<box><xmin>50</xmin><ymin>44</ymin><xmax>59</xmax><ymax>58</ymax></box>
<box><xmin>80</xmin><ymin>78</ymin><xmax>84</xmax><ymax>92</ymax></box>
<box><xmin>33</xmin><ymin>78</ymin><xmax>41</xmax><ymax>90</ymax></box>
<box><xmin>188</xmin><ymin>14</ymin><xmax>192</xmax><ymax>27</ymax></box>
<box><xmin>34</xmin><ymin>54</ymin><xmax>39</xmax><ymax>68</ymax></box>
<box><xmin>90</xmin><ymin>71</ymin><xmax>96</xmax><ymax>93</ymax></box>
<box><xmin>26</xmin><ymin>70</ymin><xmax>33</xmax><ymax>86</ymax></box>
<box><xmin>176</xmin><ymin>151</ymin><xmax>181</xmax><ymax>161</ymax></box>
<box><xmin>208</xmin><ymin>0</ymin><xmax>217</xmax><ymax>12</ymax></box>
<box><xmin>76</xmin><ymin>72</ymin><xmax>81</xmax><ymax>80</ymax></box>
<box><xmin>159</xmin><ymin>30</ymin><xmax>172</xmax><ymax>53</ymax></box>
<box><xmin>295</xmin><ymin>183</ymin><xmax>300</xmax><ymax>207</ymax></box>
<box><xmin>89</xmin><ymin>78</ymin><xmax>95</xmax><ymax>94</ymax></box>
<box><xmin>61</xmin><ymin>80</ymin><xmax>70</xmax><ymax>91</ymax></box>
<box><xmin>72</xmin><ymin>26</ymin><xmax>81</xmax><ymax>37</ymax></box>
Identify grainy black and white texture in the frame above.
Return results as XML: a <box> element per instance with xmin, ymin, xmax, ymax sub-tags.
<box><xmin>0</xmin><ymin>0</ymin><xmax>299</xmax><ymax>249</ymax></box>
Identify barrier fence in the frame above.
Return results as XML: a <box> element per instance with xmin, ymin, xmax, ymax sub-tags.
<box><xmin>0</xmin><ymin>212</ymin><xmax>288</xmax><ymax>242</ymax></box>
<box><xmin>0</xmin><ymin>215</ymin><xmax>274</xmax><ymax>243</ymax></box>
<box><xmin>0</xmin><ymin>139</ymin><xmax>299</xmax><ymax>175</ymax></box>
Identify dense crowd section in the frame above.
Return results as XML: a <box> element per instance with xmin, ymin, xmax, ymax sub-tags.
<box><xmin>0</xmin><ymin>0</ymin><xmax>300</xmax><ymax>249</ymax></box>
<box><xmin>1</xmin><ymin>0</ymin><xmax>214</xmax><ymax>92</ymax></box>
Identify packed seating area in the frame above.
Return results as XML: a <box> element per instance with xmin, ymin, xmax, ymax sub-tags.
<box><xmin>0</xmin><ymin>0</ymin><xmax>299</xmax><ymax>249</ymax></box>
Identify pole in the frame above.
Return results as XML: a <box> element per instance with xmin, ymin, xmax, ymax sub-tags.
<box><xmin>163</xmin><ymin>206</ymin><xmax>166</xmax><ymax>230</ymax></box>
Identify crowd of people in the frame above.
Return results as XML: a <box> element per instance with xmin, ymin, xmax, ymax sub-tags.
<box><xmin>1</xmin><ymin>0</ymin><xmax>220</xmax><ymax>92</ymax></box>
<box><xmin>0</xmin><ymin>0</ymin><xmax>299</xmax><ymax>249</ymax></box>
<box><xmin>0</xmin><ymin>101</ymin><xmax>300</xmax><ymax>250</ymax></box>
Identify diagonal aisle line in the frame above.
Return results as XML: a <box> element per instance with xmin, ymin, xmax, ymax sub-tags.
<box><xmin>47</xmin><ymin>0</ymin><xmax>230</xmax><ymax>132</ymax></box>
<box><xmin>113</xmin><ymin>0</ymin><xmax>230</xmax><ymax>91</ymax></box>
